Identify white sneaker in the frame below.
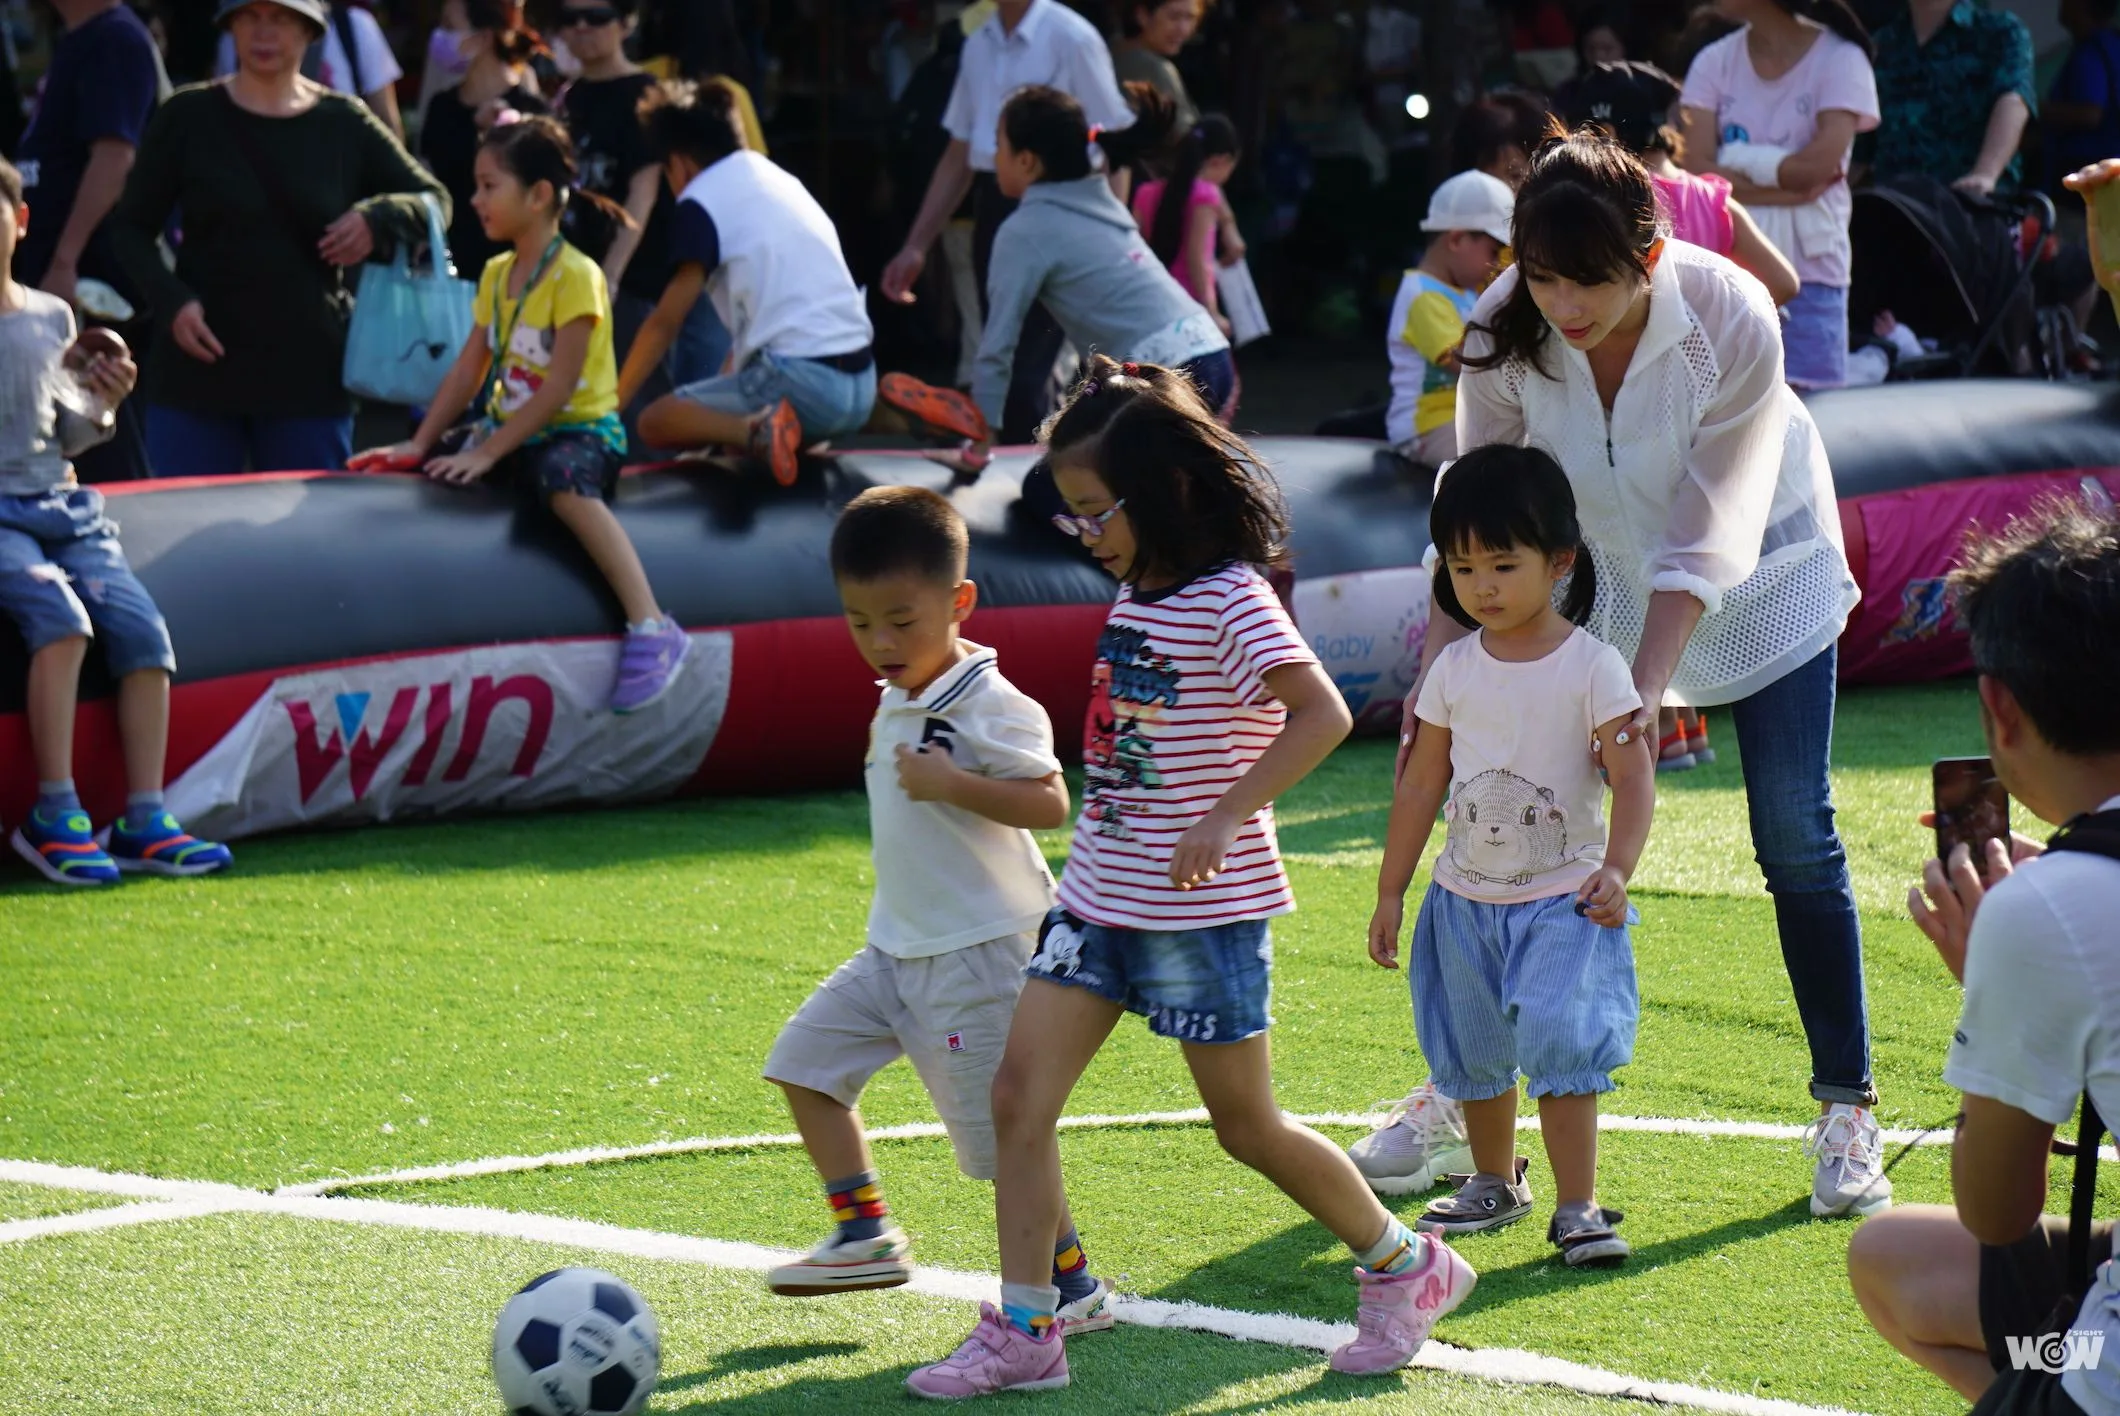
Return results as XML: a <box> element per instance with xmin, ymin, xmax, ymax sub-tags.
<box><xmin>768</xmin><ymin>1227</ymin><xmax>913</xmax><ymax>1295</ymax></box>
<box><xmin>1805</xmin><ymin>1104</ymin><xmax>1894</xmax><ymax>1219</ymax></box>
<box><xmin>1058</xmin><ymin>1276</ymin><xmax>1116</xmax><ymax>1334</ymax></box>
<box><xmin>1348</xmin><ymin>1082</ymin><xmax>1475</xmax><ymax>1196</ymax></box>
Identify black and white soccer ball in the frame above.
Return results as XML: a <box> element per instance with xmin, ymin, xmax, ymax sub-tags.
<box><xmin>491</xmin><ymin>1267</ymin><xmax>661</xmax><ymax>1416</ymax></box>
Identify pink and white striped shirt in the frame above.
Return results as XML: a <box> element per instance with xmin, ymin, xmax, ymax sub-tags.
<box><xmin>1057</xmin><ymin>563</ymin><xmax>1317</xmax><ymax>931</ymax></box>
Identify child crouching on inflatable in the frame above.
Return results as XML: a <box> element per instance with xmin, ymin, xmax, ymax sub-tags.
<box><xmin>906</xmin><ymin>356</ymin><xmax>1473</xmax><ymax>1399</ymax></box>
<box><xmin>760</xmin><ymin>486</ymin><xmax>1112</xmax><ymax>1334</ymax></box>
<box><xmin>618</xmin><ymin>80</ymin><xmax>985</xmax><ymax>485</ymax></box>
<box><xmin>353</xmin><ymin>116</ymin><xmax>689</xmax><ymax>714</ymax></box>
<box><xmin>0</xmin><ymin>158</ymin><xmax>231</xmax><ymax>884</ymax></box>
<box><xmin>1368</xmin><ymin>444</ymin><xmax>1653</xmax><ymax>1267</ymax></box>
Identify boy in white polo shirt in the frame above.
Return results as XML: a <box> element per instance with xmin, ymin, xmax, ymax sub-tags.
<box><xmin>762</xmin><ymin>486</ymin><xmax>1113</xmax><ymax>1330</ymax></box>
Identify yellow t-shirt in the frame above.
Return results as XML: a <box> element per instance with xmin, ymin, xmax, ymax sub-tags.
<box><xmin>474</xmin><ymin>241</ymin><xmax>618</xmax><ymax>431</ymax></box>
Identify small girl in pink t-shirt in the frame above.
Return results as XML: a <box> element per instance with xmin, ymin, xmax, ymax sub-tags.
<box><xmin>1132</xmin><ymin>115</ymin><xmax>1242</xmax><ymax>330</ymax></box>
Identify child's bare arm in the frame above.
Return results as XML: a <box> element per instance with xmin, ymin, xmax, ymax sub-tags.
<box><xmin>1378</xmin><ymin>720</ymin><xmax>1452</xmax><ymax>901</ymax></box>
<box><xmin>436</xmin><ymin>315</ymin><xmax>594</xmax><ymax>476</ymax></box>
<box><xmin>1170</xmin><ymin>660</ymin><xmax>1351</xmax><ymax>889</ymax></box>
<box><xmin>894</xmin><ymin>744</ymin><xmax>1070</xmax><ymax>830</ymax></box>
<box><xmin>617</xmin><ymin>263</ymin><xmax>707</xmax><ymax>408</ymax></box>
<box><xmin>416</xmin><ymin>331</ymin><xmax>491</xmax><ymax>445</ymax></box>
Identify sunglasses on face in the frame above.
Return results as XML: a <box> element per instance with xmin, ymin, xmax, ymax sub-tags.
<box><xmin>1050</xmin><ymin>499</ymin><xmax>1126</xmax><ymax>543</ymax></box>
<box><xmin>560</xmin><ymin>5</ymin><xmax>620</xmax><ymax>25</ymax></box>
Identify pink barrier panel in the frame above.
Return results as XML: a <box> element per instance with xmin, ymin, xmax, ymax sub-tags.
<box><xmin>1838</xmin><ymin>467</ymin><xmax>2120</xmax><ymax>685</ymax></box>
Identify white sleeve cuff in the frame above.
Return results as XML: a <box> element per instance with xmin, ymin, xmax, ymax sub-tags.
<box><xmin>1648</xmin><ymin>569</ymin><xmax>1724</xmax><ymax>618</ymax></box>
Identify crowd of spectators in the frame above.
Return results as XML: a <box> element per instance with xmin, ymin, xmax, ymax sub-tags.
<box><xmin>0</xmin><ymin>0</ymin><xmax>2115</xmax><ymax>488</ymax></box>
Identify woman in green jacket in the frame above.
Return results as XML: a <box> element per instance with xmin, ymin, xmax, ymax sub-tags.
<box><xmin>111</xmin><ymin>0</ymin><xmax>447</xmax><ymax>475</ymax></box>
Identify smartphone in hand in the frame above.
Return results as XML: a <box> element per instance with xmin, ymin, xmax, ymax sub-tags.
<box><xmin>1933</xmin><ymin>756</ymin><xmax>2010</xmax><ymax>880</ymax></box>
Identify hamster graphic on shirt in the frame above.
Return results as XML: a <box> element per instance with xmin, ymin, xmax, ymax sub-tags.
<box><xmin>1415</xmin><ymin>626</ymin><xmax>1642</xmax><ymax>903</ymax></box>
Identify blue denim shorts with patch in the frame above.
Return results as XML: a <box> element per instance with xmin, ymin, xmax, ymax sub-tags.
<box><xmin>1409</xmin><ymin>884</ymin><xmax>1639</xmax><ymax>1101</ymax></box>
<box><xmin>675</xmin><ymin>350</ymin><xmax>877</xmax><ymax>441</ymax></box>
<box><xmin>1024</xmin><ymin>907</ymin><xmax>1273</xmax><ymax>1044</ymax></box>
<box><xmin>0</xmin><ymin>487</ymin><xmax>174</xmax><ymax>675</ymax></box>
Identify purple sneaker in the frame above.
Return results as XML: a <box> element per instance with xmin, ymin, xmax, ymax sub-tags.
<box><xmin>905</xmin><ymin>1303</ymin><xmax>1069</xmax><ymax>1400</ymax></box>
<box><xmin>1328</xmin><ymin>1237</ymin><xmax>1478</xmax><ymax>1375</ymax></box>
<box><xmin>611</xmin><ymin>618</ymin><xmax>690</xmax><ymax>714</ymax></box>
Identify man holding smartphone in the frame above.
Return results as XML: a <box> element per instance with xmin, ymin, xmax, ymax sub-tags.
<box><xmin>1847</xmin><ymin>500</ymin><xmax>2120</xmax><ymax>1415</ymax></box>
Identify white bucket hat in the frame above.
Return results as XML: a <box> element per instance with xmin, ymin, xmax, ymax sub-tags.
<box><xmin>1420</xmin><ymin>170</ymin><xmax>1515</xmax><ymax>248</ymax></box>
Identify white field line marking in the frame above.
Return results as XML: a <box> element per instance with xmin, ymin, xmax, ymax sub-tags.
<box><xmin>0</xmin><ymin>1198</ymin><xmax>244</xmax><ymax>1245</ymax></box>
<box><xmin>275</xmin><ymin>1109</ymin><xmax>1996</xmax><ymax>1198</ymax></box>
<box><xmin>0</xmin><ymin>1156</ymin><xmax>1865</xmax><ymax>1416</ymax></box>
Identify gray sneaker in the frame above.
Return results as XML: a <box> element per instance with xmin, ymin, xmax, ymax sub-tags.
<box><xmin>1347</xmin><ymin>1082</ymin><xmax>1475</xmax><ymax>1196</ymax></box>
<box><xmin>1549</xmin><ymin>1204</ymin><xmax>1630</xmax><ymax>1267</ymax></box>
<box><xmin>1806</xmin><ymin>1104</ymin><xmax>1894</xmax><ymax>1219</ymax></box>
<box><xmin>1416</xmin><ymin>1156</ymin><xmax>1533</xmax><ymax>1234</ymax></box>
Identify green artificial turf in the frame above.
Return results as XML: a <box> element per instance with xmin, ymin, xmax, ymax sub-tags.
<box><xmin>0</xmin><ymin>1180</ymin><xmax>133</xmax><ymax>1223</ymax></box>
<box><xmin>0</xmin><ymin>678</ymin><xmax>2020</xmax><ymax>1414</ymax></box>
<box><xmin>0</xmin><ymin>1213</ymin><xmax>1675</xmax><ymax>1415</ymax></box>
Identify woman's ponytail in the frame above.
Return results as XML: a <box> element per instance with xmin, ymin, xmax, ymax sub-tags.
<box><xmin>1094</xmin><ymin>81</ymin><xmax>1181</xmax><ymax>173</ymax></box>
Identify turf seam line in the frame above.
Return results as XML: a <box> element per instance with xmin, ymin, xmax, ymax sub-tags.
<box><xmin>0</xmin><ymin>1157</ymin><xmax>1869</xmax><ymax>1416</ymax></box>
<box><xmin>269</xmin><ymin>1109</ymin><xmax>2010</xmax><ymax>1197</ymax></box>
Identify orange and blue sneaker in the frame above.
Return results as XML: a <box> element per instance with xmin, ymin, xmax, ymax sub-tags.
<box><xmin>10</xmin><ymin>806</ymin><xmax>121</xmax><ymax>886</ymax></box>
<box><xmin>99</xmin><ymin>811</ymin><xmax>232</xmax><ymax>877</ymax></box>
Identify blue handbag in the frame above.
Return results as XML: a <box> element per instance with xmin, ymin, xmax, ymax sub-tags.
<box><xmin>342</xmin><ymin>193</ymin><xmax>475</xmax><ymax>407</ymax></box>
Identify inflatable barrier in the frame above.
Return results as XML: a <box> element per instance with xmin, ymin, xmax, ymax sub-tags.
<box><xmin>4</xmin><ymin>382</ymin><xmax>2115</xmax><ymax>838</ymax></box>
<box><xmin>0</xmin><ymin>442</ymin><xmax>1430</xmax><ymax>836</ymax></box>
<box><xmin>1810</xmin><ymin>380</ymin><xmax>2120</xmax><ymax>683</ymax></box>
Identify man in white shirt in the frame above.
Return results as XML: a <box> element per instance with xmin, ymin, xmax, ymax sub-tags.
<box><xmin>216</xmin><ymin>1</ymin><xmax>405</xmax><ymax>140</ymax></box>
<box><xmin>1849</xmin><ymin>501</ymin><xmax>2120</xmax><ymax>1416</ymax></box>
<box><xmin>879</xmin><ymin>0</ymin><xmax>1133</xmax><ymax>443</ymax></box>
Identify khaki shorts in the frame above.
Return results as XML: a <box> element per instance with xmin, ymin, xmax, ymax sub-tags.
<box><xmin>762</xmin><ymin>933</ymin><xmax>1034</xmax><ymax>1180</ymax></box>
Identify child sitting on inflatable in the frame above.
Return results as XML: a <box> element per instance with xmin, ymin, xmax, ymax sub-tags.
<box><xmin>619</xmin><ymin>80</ymin><xmax>985</xmax><ymax>484</ymax></box>
<box><xmin>0</xmin><ymin>157</ymin><xmax>232</xmax><ymax>884</ymax></box>
<box><xmin>353</xmin><ymin>116</ymin><xmax>690</xmax><ymax>715</ymax></box>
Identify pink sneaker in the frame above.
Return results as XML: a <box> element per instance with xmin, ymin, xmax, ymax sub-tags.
<box><xmin>1328</xmin><ymin>1237</ymin><xmax>1478</xmax><ymax>1375</ymax></box>
<box><xmin>905</xmin><ymin>1303</ymin><xmax>1069</xmax><ymax>1400</ymax></box>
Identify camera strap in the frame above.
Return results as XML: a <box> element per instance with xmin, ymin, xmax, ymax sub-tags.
<box><xmin>2043</xmin><ymin>809</ymin><xmax>2120</xmax><ymax>1307</ymax></box>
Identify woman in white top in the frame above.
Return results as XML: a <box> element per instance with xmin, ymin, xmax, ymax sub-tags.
<box><xmin>1378</xmin><ymin>131</ymin><xmax>1889</xmax><ymax>1218</ymax></box>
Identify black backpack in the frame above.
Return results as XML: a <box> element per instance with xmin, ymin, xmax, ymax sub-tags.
<box><xmin>2038</xmin><ymin>808</ymin><xmax>2120</xmax><ymax>1320</ymax></box>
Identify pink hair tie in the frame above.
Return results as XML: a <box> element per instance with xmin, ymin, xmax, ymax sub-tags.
<box><xmin>492</xmin><ymin>107</ymin><xmax>525</xmax><ymax>128</ymax></box>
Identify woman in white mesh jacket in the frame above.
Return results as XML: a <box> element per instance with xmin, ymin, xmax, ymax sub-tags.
<box><xmin>1349</xmin><ymin>129</ymin><xmax>1892</xmax><ymax>1223</ymax></box>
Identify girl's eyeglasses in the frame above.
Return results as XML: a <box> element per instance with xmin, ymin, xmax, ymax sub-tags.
<box><xmin>1051</xmin><ymin>499</ymin><xmax>1126</xmax><ymax>543</ymax></box>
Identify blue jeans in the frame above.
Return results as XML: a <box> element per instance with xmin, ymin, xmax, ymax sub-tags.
<box><xmin>1724</xmin><ymin>644</ymin><xmax>1875</xmax><ymax>1105</ymax></box>
<box><xmin>1410</xmin><ymin>886</ymin><xmax>1638</xmax><ymax>1101</ymax></box>
<box><xmin>146</xmin><ymin>405</ymin><xmax>353</xmax><ymax>477</ymax></box>
<box><xmin>1782</xmin><ymin>283</ymin><xmax>1850</xmax><ymax>390</ymax></box>
<box><xmin>676</xmin><ymin>351</ymin><xmax>878</xmax><ymax>442</ymax></box>
<box><xmin>1025</xmin><ymin>907</ymin><xmax>1274</xmax><ymax>1044</ymax></box>
<box><xmin>0</xmin><ymin>487</ymin><xmax>175</xmax><ymax>674</ymax></box>
<box><xmin>667</xmin><ymin>293</ymin><xmax>731</xmax><ymax>389</ymax></box>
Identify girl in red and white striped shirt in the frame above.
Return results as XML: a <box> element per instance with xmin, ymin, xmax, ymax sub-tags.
<box><xmin>906</xmin><ymin>355</ymin><xmax>1478</xmax><ymax>1400</ymax></box>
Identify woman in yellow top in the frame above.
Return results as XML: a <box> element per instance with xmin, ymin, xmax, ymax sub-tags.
<box><xmin>352</xmin><ymin>115</ymin><xmax>689</xmax><ymax>713</ymax></box>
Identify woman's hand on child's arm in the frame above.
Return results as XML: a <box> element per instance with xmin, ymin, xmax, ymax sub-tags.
<box><xmin>1588</xmin><ymin>707</ymin><xmax>1655</xmax><ymax>927</ymax></box>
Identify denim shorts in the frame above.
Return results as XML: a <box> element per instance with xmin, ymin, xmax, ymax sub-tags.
<box><xmin>1409</xmin><ymin>884</ymin><xmax>1638</xmax><ymax>1101</ymax></box>
<box><xmin>1024</xmin><ymin>906</ymin><xmax>1273</xmax><ymax>1044</ymax></box>
<box><xmin>1782</xmin><ymin>282</ymin><xmax>1850</xmax><ymax>389</ymax></box>
<box><xmin>675</xmin><ymin>351</ymin><xmax>878</xmax><ymax>441</ymax></box>
<box><xmin>0</xmin><ymin>487</ymin><xmax>174</xmax><ymax>675</ymax></box>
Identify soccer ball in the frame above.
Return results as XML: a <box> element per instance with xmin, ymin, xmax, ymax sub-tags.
<box><xmin>491</xmin><ymin>1267</ymin><xmax>661</xmax><ymax>1416</ymax></box>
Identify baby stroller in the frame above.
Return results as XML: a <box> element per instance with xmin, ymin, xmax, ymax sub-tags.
<box><xmin>1848</xmin><ymin>176</ymin><xmax>2058</xmax><ymax>379</ymax></box>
